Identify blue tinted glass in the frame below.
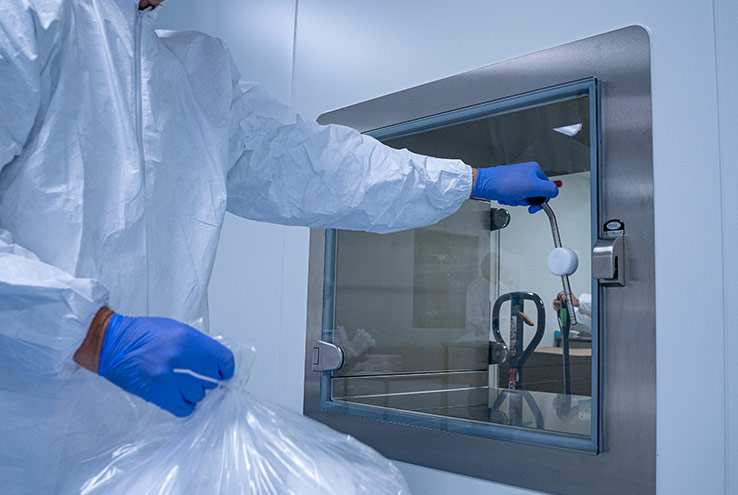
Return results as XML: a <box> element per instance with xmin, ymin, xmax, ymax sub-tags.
<box><xmin>322</xmin><ymin>79</ymin><xmax>599</xmax><ymax>452</ymax></box>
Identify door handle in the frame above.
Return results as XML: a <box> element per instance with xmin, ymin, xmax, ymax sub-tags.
<box><xmin>527</xmin><ymin>197</ymin><xmax>577</xmax><ymax>325</ymax></box>
<box><xmin>592</xmin><ymin>235</ymin><xmax>624</xmax><ymax>286</ymax></box>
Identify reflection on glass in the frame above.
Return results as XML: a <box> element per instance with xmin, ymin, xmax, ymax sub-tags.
<box><xmin>333</xmin><ymin>200</ymin><xmax>492</xmax><ymax>377</ymax></box>
<box><xmin>328</xmin><ymin>90</ymin><xmax>595</xmax><ymax>439</ymax></box>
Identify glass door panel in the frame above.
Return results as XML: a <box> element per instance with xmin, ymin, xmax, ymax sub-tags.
<box><xmin>322</xmin><ymin>79</ymin><xmax>598</xmax><ymax>447</ymax></box>
<box><xmin>333</xmin><ymin>199</ymin><xmax>492</xmax><ymax>378</ymax></box>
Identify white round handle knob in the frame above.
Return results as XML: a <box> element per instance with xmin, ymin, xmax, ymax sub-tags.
<box><xmin>548</xmin><ymin>247</ymin><xmax>579</xmax><ymax>276</ymax></box>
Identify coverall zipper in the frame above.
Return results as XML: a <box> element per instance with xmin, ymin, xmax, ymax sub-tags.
<box><xmin>134</xmin><ymin>9</ymin><xmax>149</xmax><ymax>313</ymax></box>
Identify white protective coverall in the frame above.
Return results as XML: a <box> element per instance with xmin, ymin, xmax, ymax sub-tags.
<box><xmin>0</xmin><ymin>1</ymin><xmax>472</xmax><ymax>492</ymax></box>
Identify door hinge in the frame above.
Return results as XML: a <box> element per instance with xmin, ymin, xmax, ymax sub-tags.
<box><xmin>311</xmin><ymin>340</ymin><xmax>345</xmax><ymax>372</ymax></box>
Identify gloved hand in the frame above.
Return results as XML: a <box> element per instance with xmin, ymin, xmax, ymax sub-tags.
<box><xmin>472</xmin><ymin>161</ymin><xmax>559</xmax><ymax>213</ymax></box>
<box><xmin>98</xmin><ymin>313</ymin><xmax>235</xmax><ymax>417</ymax></box>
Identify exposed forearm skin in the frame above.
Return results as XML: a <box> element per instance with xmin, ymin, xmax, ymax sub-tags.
<box><xmin>73</xmin><ymin>306</ymin><xmax>114</xmax><ymax>373</ymax></box>
<box><xmin>470</xmin><ymin>168</ymin><xmax>478</xmax><ymax>198</ymax></box>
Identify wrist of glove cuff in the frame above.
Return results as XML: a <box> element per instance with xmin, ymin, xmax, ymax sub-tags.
<box><xmin>73</xmin><ymin>306</ymin><xmax>115</xmax><ymax>373</ymax></box>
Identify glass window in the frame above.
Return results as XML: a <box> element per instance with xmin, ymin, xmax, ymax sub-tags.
<box><xmin>321</xmin><ymin>79</ymin><xmax>598</xmax><ymax>450</ymax></box>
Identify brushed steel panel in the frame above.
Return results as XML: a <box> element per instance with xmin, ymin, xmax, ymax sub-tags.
<box><xmin>305</xmin><ymin>25</ymin><xmax>654</xmax><ymax>494</ymax></box>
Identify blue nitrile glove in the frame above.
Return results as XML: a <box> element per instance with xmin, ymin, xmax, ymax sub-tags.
<box><xmin>98</xmin><ymin>313</ymin><xmax>235</xmax><ymax>417</ymax></box>
<box><xmin>472</xmin><ymin>161</ymin><xmax>559</xmax><ymax>213</ymax></box>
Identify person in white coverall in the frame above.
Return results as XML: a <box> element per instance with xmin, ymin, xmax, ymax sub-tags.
<box><xmin>553</xmin><ymin>292</ymin><xmax>593</xmax><ymax>335</ymax></box>
<box><xmin>0</xmin><ymin>0</ymin><xmax>559</xmax><ymax>492</ymax></box>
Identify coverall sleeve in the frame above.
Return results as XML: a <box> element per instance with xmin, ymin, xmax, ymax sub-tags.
<box><xmin>0</xmin><ymin>3</ymin><xmax>109</xmax><ymax>374</ymax></box>
<box><xmin>225</xmin><ymin>75</ymin><xmax>473</xmax><ymax>234</ymax></box>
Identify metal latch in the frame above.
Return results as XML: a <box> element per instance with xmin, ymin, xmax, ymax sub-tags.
<box><xmin>311</xmin><ymin>340</ymin><xmax>345</xmax><ymax>372</ymax></box>
<box><xmin>592</xmin><ymin>235</ymin><xmax>624</xmax><ymax>286</ymax></box>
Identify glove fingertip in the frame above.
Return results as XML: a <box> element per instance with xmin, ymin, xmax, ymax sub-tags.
<box><xmin>171</xmin><ymin>401</ymin><xmax>196</xmax><ymax>418</ymax></box>
<box><xmin>218</xmin><ymin>347</ymin><xmax>236</xmax><ymax>380</ymax></box>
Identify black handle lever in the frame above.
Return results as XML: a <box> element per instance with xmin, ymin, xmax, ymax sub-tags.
<box><xmin>526</xmin><ymin>196</ymin><xmax>547</xmax><ymax>206</ymax></box>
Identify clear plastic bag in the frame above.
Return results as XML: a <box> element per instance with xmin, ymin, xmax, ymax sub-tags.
<box><xmin>64</xmin><ymin>342</ymin><xmax>411</xmax><ymax>495</ymax></box>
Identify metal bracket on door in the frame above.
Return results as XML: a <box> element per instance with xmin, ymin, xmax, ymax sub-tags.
<box><xmin>312</xmin><ymin>340</ymin><xmax>345</xmax><ymax>372</ymax></box>
<box><xmin>592</xmin><ymin>235</ymin><xmax>625</xmax><ymax>286</ymax></box>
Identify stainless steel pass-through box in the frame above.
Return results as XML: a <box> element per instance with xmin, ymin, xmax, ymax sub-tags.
<box><xmin>304</xmin><ymin>26</ymin><xmax>654</xmax><ymax>494</ymax></box>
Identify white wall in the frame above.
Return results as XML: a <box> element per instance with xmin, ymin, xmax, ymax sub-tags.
<box><xmin>714</xmin><ymin>1</ymin><xmax>738</xmax><ymax>493</ymax></box>
<box><xmin>159</xmin><ymin>1</ymin><xmax>737</xmax><ymax>493</ymax></box>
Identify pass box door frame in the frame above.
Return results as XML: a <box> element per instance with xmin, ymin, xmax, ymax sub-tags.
<box><xmin>319</xmin><ymin>78</ymin><xmax>599</xmax><ymax>450</ymax></box>
<box><xmin>304</xmin><ymin>26</ymin><xmax>655</xmax><ymax>495</ymax></box>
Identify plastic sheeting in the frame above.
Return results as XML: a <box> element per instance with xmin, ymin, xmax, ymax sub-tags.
<box><xmin>62</xmin><ymin>342</ymin><xmax>411</xmax><ymax>495</ymax></box>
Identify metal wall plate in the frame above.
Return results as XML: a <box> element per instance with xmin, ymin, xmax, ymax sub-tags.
<box><xmin>304</xmin><ymin>26</ymin><xmax>654</xmax><ymax>495</ymax></box>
